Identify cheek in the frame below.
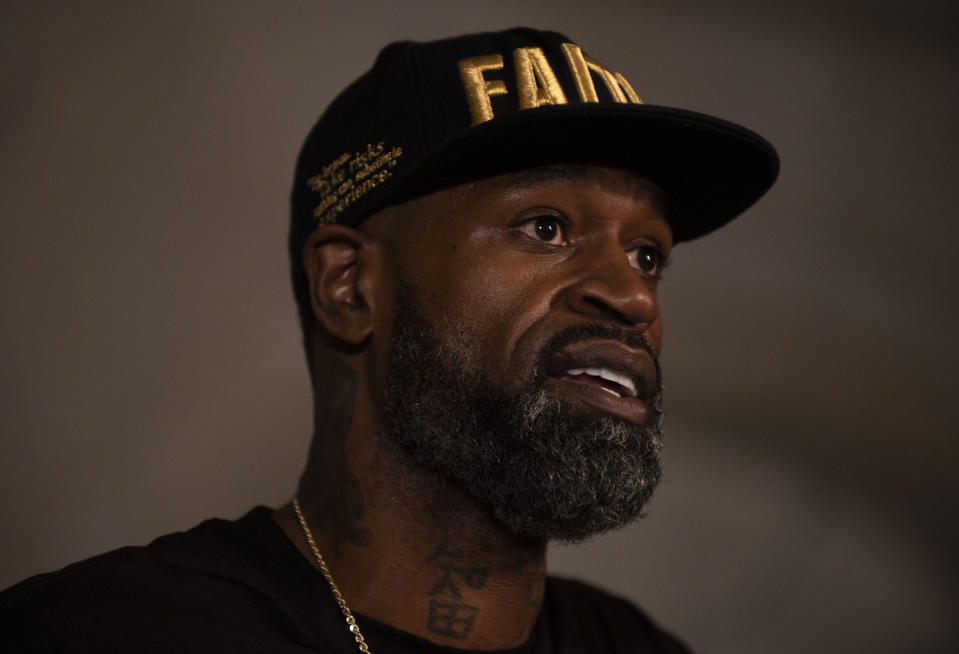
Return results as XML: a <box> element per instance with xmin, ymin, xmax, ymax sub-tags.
<box><xmin>430</xmin><ymin>259</ymin><xmax>555</xmax><ymax>374</ymax></box>
<box><xmin>647</xmin><ymin>316</ymin><xmax>664</xmax><ymax>356</ymax></box>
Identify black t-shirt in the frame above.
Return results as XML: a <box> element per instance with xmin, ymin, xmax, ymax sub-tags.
<box><xmin>0</xmin><ymin>507</ymin><xmax>690</xmax><ymax>653</ymax></box>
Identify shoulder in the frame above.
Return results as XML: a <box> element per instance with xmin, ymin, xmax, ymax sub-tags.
<box><xmin>0</xmin><ymin>507</ymin><xmax>320</xmax><ymax>653</ymax></box>
<box><xmin>542</xmin><ymin>576</ymin><xmax>692</xmax><ymax>654</ymax></box>
<box><xmin>1</xmin><ymin>509</ymin><xmax>264</xmax><ymax>608</ymax></box>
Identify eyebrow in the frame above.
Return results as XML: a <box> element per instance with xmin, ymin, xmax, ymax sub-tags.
<box><xmin>502</xmin><ymin>165</ymin><xmax>582</xmax><ymax>194</ymax></box>
<box><xmin>500</xmin><ymin>165</ymin><xmax>670</xmax><ymax>221</ymax></box>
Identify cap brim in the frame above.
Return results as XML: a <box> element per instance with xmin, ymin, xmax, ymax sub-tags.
<box><xmin>377</xmin><ymin>103</ymin><xmax>780</xmax><ymax>242</ymax></box>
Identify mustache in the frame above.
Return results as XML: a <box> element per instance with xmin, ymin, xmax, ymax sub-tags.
<box><xmin>531</xmin><ymin>322</ymin><xmax>662</xmax><ymax>391</ymax></box>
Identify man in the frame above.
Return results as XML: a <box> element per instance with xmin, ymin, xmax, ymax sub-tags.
<box><xmin>0</xmin><ymin>28</ymin><xmax>777</xmax><ymax>652</ymax></box>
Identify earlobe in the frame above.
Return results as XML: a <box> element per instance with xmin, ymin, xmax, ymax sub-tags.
<box><xmin>303</xmin><ymin>225</ymin><xmax>378</xmax><ymax>346</ymax></box>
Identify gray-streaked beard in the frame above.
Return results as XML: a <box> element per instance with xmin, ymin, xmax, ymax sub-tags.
<box><xmin>382</xmin><ymin>289</ymin><xmax>664</xmax><ymax>543</ymax></box>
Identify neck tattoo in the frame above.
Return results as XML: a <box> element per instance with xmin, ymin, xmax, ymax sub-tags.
<box><xmin>293</xmin><ymin>497</ymin><xmax>372</xmax><ymax>653</ymax></box>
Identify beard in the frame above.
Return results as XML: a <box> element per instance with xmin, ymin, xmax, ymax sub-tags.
<box><xmin>382</xmin><ymin>288</ymin><xmax>664</xmax><ymax>543</ymax></box>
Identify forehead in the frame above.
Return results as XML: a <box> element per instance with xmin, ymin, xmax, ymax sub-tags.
<box><xmin>476</xmin><ymin>164</ymin><xmax>667</xmax><ymax>213</ymax></box>
<box><xmin>495</xmin><ymin>164</ymin><xmax>663</xmax><ymax>195</ymax></box>
<box><xmin>364</xmin><ymin>163</ymin><xmax>671</xmax><ymax>259</ymax></box>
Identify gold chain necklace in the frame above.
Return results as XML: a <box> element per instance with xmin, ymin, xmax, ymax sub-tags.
<box><xmin>293</xmin><ymin>497</ymin><xmax>372</xmax><ymax>654</ymax></box>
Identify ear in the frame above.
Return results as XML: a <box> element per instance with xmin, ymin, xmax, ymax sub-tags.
<box><xmin>302</xmin><ymin>224</ymin><xmax>380</xmax><ymax>346</ymax></box>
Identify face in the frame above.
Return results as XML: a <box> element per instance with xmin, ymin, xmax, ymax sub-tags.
<box><xmin>375</xmin><ymin>165</ymin><xmax>674</xmax><ymax>541</ymax></box>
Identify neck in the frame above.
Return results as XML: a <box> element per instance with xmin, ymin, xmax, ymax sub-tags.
<box><xmin>276</xmin><ymin>476</ymin><xmax>546</xmax><ymax>650</ymax></box>
<box><xmin>274</xmin><ymin>383</ymin><xmax>547</xmax><ymax>650</ymax></box>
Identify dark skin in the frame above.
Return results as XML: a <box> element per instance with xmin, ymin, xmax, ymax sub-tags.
<box><xmin>274</xmin><ymin>164</ymin><xmax>673</xmax><ymax>650</ymax></box>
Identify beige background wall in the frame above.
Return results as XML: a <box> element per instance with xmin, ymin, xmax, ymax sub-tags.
<box><xmin>2</xmin><ymin>1</ymin><xmax>957</xmax><ymax>651</ymax></box>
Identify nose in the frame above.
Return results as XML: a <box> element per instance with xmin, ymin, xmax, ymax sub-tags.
<box><xmin>563</xmin><ymin>245</ymin><xmax>659</xmax><ymax>327</ymax></box>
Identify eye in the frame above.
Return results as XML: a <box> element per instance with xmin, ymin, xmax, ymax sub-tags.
<box><xmin>517</xmin><ymin>215</ymin><xmax>568</xmax><ymax>246</ymax></box>
<box><xmin>628</xmin><ymin>244</ymin><xmax>664</xmax><ymax>276</ymax></box>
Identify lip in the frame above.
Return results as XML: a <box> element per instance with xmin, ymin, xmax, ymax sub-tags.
<box><xmin>544</xmin><ymin>339</ymin><xmax>658</xmax><ymax>425</ymax></box>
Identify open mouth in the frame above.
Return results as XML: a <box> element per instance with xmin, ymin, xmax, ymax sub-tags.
<box><xmin>559</xmin><ymin>367</ymin><xmax>637</xmax><ymax>399</ymax></box>
<box><xmin>544</xmin><ymin>339</ymin><xmax>657</xmax><ymax>424</ymax></box>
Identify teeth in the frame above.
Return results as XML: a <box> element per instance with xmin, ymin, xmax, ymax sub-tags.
<box><xmin>565</xmin><ymin>367</ymin><xmax>637</xmax><ymax>397</ymax></box>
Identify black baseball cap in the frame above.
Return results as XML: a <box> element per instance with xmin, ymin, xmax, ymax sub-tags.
<box><xmin>289</xmin><ymin>27</ymin><xmax>779</xmax><ymax>295</ymax></box>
